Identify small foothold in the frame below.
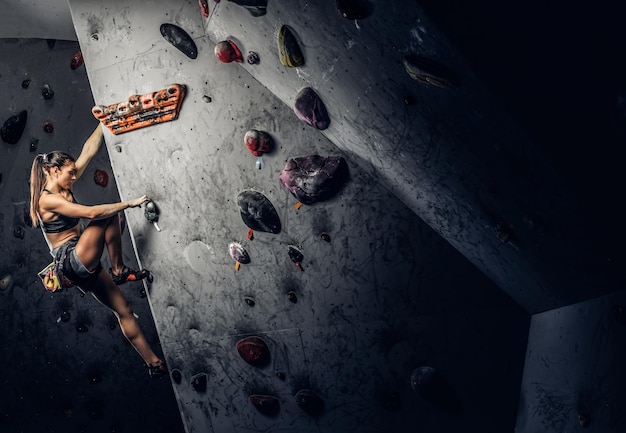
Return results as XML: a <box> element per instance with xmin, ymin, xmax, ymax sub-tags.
<box><xmin>108</xmin><ymin>323</ymin><xmax>116</xmax><ymax>330</ymax></box>
<box><xmin>139</xmin><ymin>287</ymin><xmax>147</xmax><ymax>298</ymax></box>
<box><xmin>0</xmin><ymin>274</ymin><xmax>12</xmax><ymax>291</ymax></box>
<box><xmin>294</xmin><ymin>389</ymin><xmax>324</xmax><ymax>417</ymax></box>
<box><xmin>171</xmin><ymin>369</ymin><xmax>182</xmax><ymax>384</ymax></box>
<box><xmin>76</xmin><ymin>324</ymin><xmax>89</xmax><ymax>333</ymax></box>
<box><xmin>191</xmin><ymin>373</ymin><xmax>208</xmax><ymax>392</ymax></box>
<box><xmin>21</xmin><ymin>79</ymin><xmax>31</xmax><ymax>89</ymax></box>
<box><xmin>276</xmin><ymin>372</ymin><xmax>285</xmax><ymax>380</ymax></box>
<box><xmin>91</xmin><ymin>33</ymin><xmax>99</xmax><ymax>41</ymax></box>
<box><xmin>202</xmin><ymin>95</ymin><xmax>212</xmax><ymax>103</ymax></box>
<box><xmin>13</xmin><ymin>226</ymin><xmax>25</xmax><ymax>239</ymax></box>
<box><xmin>287</xmin><ymin>291</ymin><xmax>297</xmax><ymax>303</ymax></box>
<box><xmin>320</xmin><ymin>233</ymin><xmax>331</xmax><ymax>242</ymax></box>
<box><xmin>114</xmin><ymin>145</ymin><xmax>122</xmax><ymax>152</ymax></box>
<box><xmin>29</xmin><ymin>137</ymin><xmax>39</xmax><ymax>152</ymax></box>
<box><xmin>42</xmin><ymin>84</ymin><xmax>54</xmax><ymax>100</ymax></box>
<box><xmin>404</xmin><ymin>95</ymin><xmax>416</xmax><ymax>105</ymax></box>
<box><xmin>70</xmin><ymin>50</ymin><xmax>84</xmax><ymax>70</ymax></box>
<box><xmin>578</xmin><ymin>413</ymin><xmax>590</xmax><ymax>427</ymax></box>
<box><xmin>247</xmin><ymin>51</ymin><xmax>260</xmax><ymax>65</ymax></box>
<box><xmin>43</xmin><ymin>121</ymin><xmax>54</xmax><ymax>133</ymax></box>
<box><xmin>249</xmin><ymin>394</ymin><xmax>280</xmax><ymax>417</ymax></box>
<box><xmin>244</xmin><ymin>297</ymin><xmax>255</xmax><ymax>307</ymax></box>
<box><xmin>288</xmin><ymin>246</ymin><xmax>304</xmax><ymax>271</ymax></box>
<box><xmin>60</xmin><ymin>311</ymin><xmax>71</xmax><ymax>322</ymax></box>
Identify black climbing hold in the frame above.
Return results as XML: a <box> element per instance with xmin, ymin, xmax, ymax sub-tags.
<box><xmin>244</xmin><ymin>297</ymin><xmax>255</xmax><ymax>307</ymax></box>
<box><xmin>294</xmin><ymin>389</ymin><xmax>324</xmax><ymax>417</ymax></box>
<box><xmin>76</xmin><ymin>324</ymin><xmax>89</xmax><ymax>333</ymax></box>
<box><xmin>202</xmin><ymin>95</ymin><xmax>212</xmax><ymax>103</ymax></box>
<box><xmin>160</xmin><ymin>23</ymin><xmax>198</xmax><ymax>59</ymax></box>
<box><xmin>288</xmin><ymin>246</ymin><xmax>304</xmax><ymax>271</ymax></box>
<box><xmin>237</xmin><ymin>190</ymin><xmax>281</xmax><ymax>234</ymax></box>
<box><xmin>227</xmin><ymin>0</ymin><xmax>267</xmax><ymax>17</ymax></box>
<box><xmin>21</xmin><ymin>79</ymin><xmax>31</xmax><ymax>89</ymax></box>
<box><xmin>320</xmin><ymin>233</ymin><xmax>331</xmax><ymax>242</ymax></box>
<box><xmin>287</xmin><ymin>291</ymin><xmax>297</xmax><ymax>303</ymax></box>
<box><xmin>13</xmin><ymin>226</ymin><xmax>24</xmax><ymax>239</ymax></box>
<box><xmin>276</xmin><ymin>371</ymin><xmax>286</xmax><ymax>380</ymax></box>
<box><xmin>171</xmin><ymin>369</ymin><xmax>182</xmax><ymax>384</ymax></box>
<box><xmin>278</xmin><ymin>155</ymin><xmax>348</xmax><ymax>205</ymax></box>
<box><xmin>191</xmin><ymin>372</ymin><xmax>208</xmax><ymax>392</ymax></box>
<box><xmin>293</xmin><ymin>87</ymin><xmax>330</xmax><ymax>130</ymax></box>
<box><xmin>43</xmin><ymin>121</ymin><xmax>54</xmax><ymax>133</ymax></box>
<box><xmin>139</xmin><ymin>287</ymin><xmax>147</xmax><ymax>298</ymax></box>
<box><xmin>144</xmin><ymin>201</ymin><xmax>159</xmax><ymax>223</ymax></box>
<box><xmin>42</xmin><ymin>84</ymin><xmax>54</xmax><ymax>100</ymax></box>
<box><xmin>89</xmin><ymin>374</ymin><xmax>102</xmax><ymax>384</ymax></box>
<box><xmin>278</xmin><ymin>25</ymin><xmax>304</xmax><ymax>67</ymax></box>
<box><xmin>1</xmin><ymin>110</ymin><xmax>28</xmax><ymax>144</ymax></box>
<box><xmin>336</xmin><ymin>0</ymin><xmax>373</xmax><ymax>20</ymax></box>
<box><xmin>60</xmin><ymin>310</ymin><xmax>71</xmax><ymax>322</ymax></box>
<box><xmin>247</xmin><ymin>51</ymin><xmax>260</xmax><ymax>65</ymax></box>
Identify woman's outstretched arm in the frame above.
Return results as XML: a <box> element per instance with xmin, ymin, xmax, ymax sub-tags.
<box><xmin>74</xmin><ymin>124</ymin><xmax>104</xmax><ymax>180</ymax></box>
<box><xmin>40</xmin><ymin>193</ymin><xmax>149</xmax><ymax>220</ymax></box>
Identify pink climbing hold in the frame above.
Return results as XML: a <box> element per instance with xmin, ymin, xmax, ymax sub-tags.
<box><xmin>198</xmin><ymin>0</ymin><xmax>209</xmax><ymax>18</ymax></box>
<box><xmin>214</xmin><ymin>40</ymin><xmax>243</xmax><ymax>63</ymax></box>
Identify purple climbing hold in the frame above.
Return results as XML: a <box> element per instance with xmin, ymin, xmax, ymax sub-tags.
<box><xmin>278</xmin><ymin>155</ymin><xmax>348</xmax><ymax>205</ymax></box>
<box><xmin>237</xmin><ymin>190</ymin><xmax>281</xmax><ymax>235</ymax></box>
<box><xmin>236</xmin><ymin>336</ymin><xmax>270</xmax><ymax>367</ymax></box>
<box><xmin>294</xmin><ymin>389</ymin><xmax>324</xmax><ymax>417</ymax></box>
<box><xmin>160</xmin><ymin>23</ymin><xmax>198</xmax><ymax>59</ymax></box>
<box><xmin>1</xmin><ymin>110</ymin><xmax>28</xmax><ymax>144</ymax></box>
<box><xmin>293</xmin><ymin>87</ymin><xmax>330</xmax><ymax>130</ymax></box>
<box><xmin>249</xmin><ymin>394</ymin><xmax>280</xmax><ymax>416</ymax></box>
<box><xmin>336</xmin><ymin>0</ymin><xmax>373</xmax><ymax>20</ymax></box>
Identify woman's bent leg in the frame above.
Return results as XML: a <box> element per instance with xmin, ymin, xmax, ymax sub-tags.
<box><xmin>74</xmin><ymin>216</ymin><xmax>116</xmax><ymax>272</ymax></box>
<box><xmin>83</xmin><ymin>269</ymin><xmax>162</xmax><ymax>367</ymax></box>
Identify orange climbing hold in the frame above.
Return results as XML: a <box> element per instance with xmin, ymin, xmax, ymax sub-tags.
<box><xmin>92</xmin><ymin>84</ymin><xmax>187</xmax><ymax>135</ymax></box>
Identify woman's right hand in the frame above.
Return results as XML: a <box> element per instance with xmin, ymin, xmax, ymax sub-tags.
<box><xmin>127</xmin><ymin>195</ymin><xmax>150</xmax><ymax>208</ymax></box>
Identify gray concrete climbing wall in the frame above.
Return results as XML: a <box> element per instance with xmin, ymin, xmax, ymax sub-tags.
<box><xmin>0</xmin><ymin>38</ymin><xmax>184</xmax><ymax>432</ymax></box>
<box><xmin>67</xmin><ymin>0</ymin><xmax>530</xmax><ymax>432</ymax></box>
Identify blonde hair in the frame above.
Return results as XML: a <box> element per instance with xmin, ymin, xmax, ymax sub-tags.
<box><xmin>29</xmin><ymin>151</ymin><xmax>75</xmax><ymax>227</ymax></box>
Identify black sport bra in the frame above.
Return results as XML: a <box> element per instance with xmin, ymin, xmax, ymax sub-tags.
<box><xmin>40</xmin><ymin>189</ymin><xmax>81</xmax><ymax>233</ymax></box>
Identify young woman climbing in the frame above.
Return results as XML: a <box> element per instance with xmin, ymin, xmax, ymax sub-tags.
<box><xmin>29</xmin><ymin>124</ymin><xmax>167</xmax><ymax>379</ymax></box>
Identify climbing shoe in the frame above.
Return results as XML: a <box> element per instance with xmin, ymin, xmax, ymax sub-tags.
<box><xmin>110</xmin><ymin>266</ymin><xmax>150</xmax><ymax>285</ymax></box>
<box><xmin>147</xmin><ymin>360</ymin><xmax>168</xmax><ymax>379</ymax></box>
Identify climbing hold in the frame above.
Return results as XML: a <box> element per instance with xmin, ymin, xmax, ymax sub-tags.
<box><xmin>70</xmin><ymin>50</ymin><xmax>84</xmax><ymax>70</ymax></box>
<box><xmin>336</xmin><ymin>0</ymin><xmax>373</xmax><ymax>20</ymax></box>
<box><xmin>410</xmin><ymin>366</ymin><xmax>437</xmax><ymax>392</ymax></box>
<box><xmin>293</xmin><ymin>87</ymin><xmax>330</xmax><ymax>130</ymax></box>
<box><xmin>247</xmin><ymin>51</ymin><xmax>260</xmax><ymax>65</ymax></box>
<box><xmin>191</xmin><ymin>372</ymin><xmax>208</xmax><ymax>392</ymax></box>
<box><xmin>1</xmin><ymin>110</ymin><xmax>28</xmax><ymax>144</ymax></box>
<box><xmin>60</xmin><ymin>310</ymin><xmax>71</xmax><ymax>322</ymax></box>
<box><xmin>288</xmin><ymin>246</ymin><xmax>304</xmax><ymax>271</ymax></box>
<box><xmin>42</xmin><ymin>84</ymin><xmax>54</xmax><ymax>100</ymax></box>
<box><xmin>244</xmin><ymin>129</ymin><xmax>272</xmax><ymax>157</ymax></box>
<box><xmin>227</xmin><ymin>0</ymin><xmax>267</xmax><ymax>17</ymax></box>
<box><xmin>202</xmin><ymin>95</ymin><xmax>212</xmax><ymax>103</ymax></box>
<box><xmin>92</xmin><ymin>84</ymin><xmax>187</xmax><ymax>135</ymax></box>
<box><xmin>276</xmin><ymin>372</ymin><xmax>285</xmax><ymax>380</ymax></box>
<box><xmin>278</xmin><ymin>155</ymin><xmax>348</xmax><ymax>205</ymax></box>
<box><xmin>278</xmin><ymin>25</ymin><xmax>304</xmax><ymax>67</ymax></box>
<box><xmin>0</xmin><ymin>274</ymin><xmax>12</xmax><ymax>291</ymax></box>
<box><xmin>198</xmin><ymin>0</ymin><xmax>209</xmax><ymax>18</ymax></box>
<box><xmin>144</xmin><ymin>201</ymin><xmax>161</xmax><ymax>231</ymax></box>
<box><xmin>214</xmin><ymin>40</ymin><xmax>243</xmax><ymax>63</ymax></box>
<box><xmin>236</xmin><ymin>336</ymin><xmax>270</xmax><ymax>367</ymax></box>
<box><xmin>287</xmin><ymin>291</ymin><xmax>297</xmax><ymax>303</ymax></box>
<box><xmin>244</xmin><ymin>297</ymin><xmax>255</xmax><ymax>306</ymax></box>
<box><xmin>294</xmin><ymin>389</ymin><xmax>324</xmax><ymax>417</ymax></box>
<box><xmin>43</xmin><ymin>121</ymin><xmax>54</xmax><ymax>133</ymax></box>
<box><xmin>171</xmin><ymin>369</ymin><xmax>182</xmax><ymax>384</ymax></box>
<box><xmin>76</xmin><ymin>323</ymin><xmax>89</xmax><ymax>333</ymax></box>
<box><xmin>13</xmin><ymin>225</ymin><xmax>24</xmax><ymax>240</ymax></box>
<box><xmin>160</xmin><ymin>23</ymin><xmax>198</xmax><ymax>59</ymax></box>
<box><xmin>21</xmin><ymin>79</ymin><xmax>31</xmax><ymax>89</ymax></box>
<box><xmin>249</xmin><ymin>394</ymin><xmax>280</xmax><ymax>416</ymax></box>
<box><xmin>139</xmin><ymin>287</ymin><xmax>146</xmax><ymax>298</ymax></box>
<box><xmin>403</xmin><ymin>55</ymin><xmax>456</xmax><ymax>89</ymax></box>
<box><xmin>578</xmin><ymin>413</ymin><xmax>590</xmax><ymax>427</ymax></box>
<box><xmin>93</xmin><ymin>169</ymin><xmax>109</xmax><ymax>188</ymax></box>
<box><xmin>29</xmin><ymin>137</ymin><xmax>39</xmax><ymax>152</ymax></box>
<box><xmin>320</xmin><ymin>233</ymin><xmax>331</xmax><ymax>242</ymax></box>
<box><xmin>229</xmin><ymin>242</ymin><xmax>250</xmax><ymax>271</ymax></box>
<box><xmin>89</xmin><ymin>374</ymin><xmax>103</xmax><ymax>384</ymax></box>
<box><xmin>237</xmin><ymin>190</ymin><xmax>281</xmax><ymax>238</ymax></box>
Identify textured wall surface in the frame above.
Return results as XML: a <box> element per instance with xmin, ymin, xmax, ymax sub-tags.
<box><xmin>517</xmin><ymin>292</ymin><xmax>626</xmax><ymax>432</ymax></box>
<box><xmin>0</xmin><ymin>39</ymin><xmax>184</xmax><ymax>433</ymax></box>
<box><xmin>68</xmin><ymin>1</ymin><xmax>530</xmax><ymax>432</ymax></box>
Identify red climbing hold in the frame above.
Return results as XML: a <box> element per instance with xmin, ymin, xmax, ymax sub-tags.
<box><xmin>94</xmin><ymin>169</ymin><xmax>109</xmax><ymax>187</ymax></box>
<box><xmin>70</xmin><ymin>50</ymin><xmax>84</xmax><ymax>70</ymax></box>
<box><xmin>214</xmin><ymin>40</ymin><xmax>243</xmax><ymax>63</ymax></box>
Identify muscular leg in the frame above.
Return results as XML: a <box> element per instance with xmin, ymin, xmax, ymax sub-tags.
<box><xmin>82</xmin><ymin>269</ymin><xmax>162</xmax><ymax>366</ymax></box>
<box><xmin>103</xmin><ymin>213</ymin><xmax>125</xmax><ymax>275</ymax></box>
<box><xmin>74</xmin><ymin>216</ymin><xmax>115</xmax><ymax>272</ymax></box>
